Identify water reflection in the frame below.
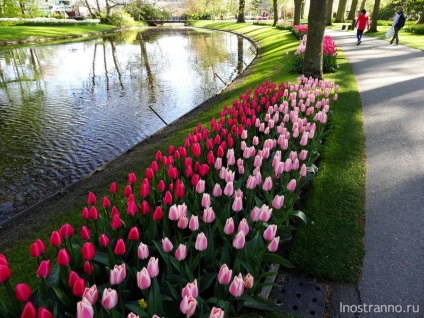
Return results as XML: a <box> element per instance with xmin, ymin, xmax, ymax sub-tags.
<box><xmin>0</xmin><ymin>27</ymin><xmax>256</xmax><ymax>222</ymax></box>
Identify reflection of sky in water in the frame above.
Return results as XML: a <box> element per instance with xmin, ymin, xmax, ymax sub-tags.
<box><xmin>0</xmin><ymin>28</ymin><xmax>256</xmax><ymax>221</ymax></box>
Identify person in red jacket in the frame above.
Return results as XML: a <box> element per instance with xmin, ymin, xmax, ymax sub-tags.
<box><xmin>355</xmin><ymin>9</ymin><xmax>370</xmax><ymax>45</ymax></box>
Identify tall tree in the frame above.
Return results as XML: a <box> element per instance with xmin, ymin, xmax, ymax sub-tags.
<box><xmin>272</xmin><ymin>0</ymin><xmax>278</xmax><ymax>26</ymax></box>
<box><xmin>359</xmin><ymin>0</ymin><xmax>367</xmax><ymax>11</ymax></box>
<box><xmin>303</xmin><ymin>0</ymin><xmax>327</xmax><ymax>80</ymax></box>
<box><xmin>369</xmin><ymin>0</ymin><xmax>380</xmax><ymax>32</ymax></box>
<box><xmin>335</xmin><ymin>0</ymin><xmax>347</xmax><ymax>22</ymax></box>
<box><xmin>237</xmin><ymin>0</ymin><xmax>245</xmax><ymax>22</ymax></box>
<box><xmin>300</xmin><ymin>0</ymin><xmax>306</xmax><ymax>19</ymax></box>
<box><xmin>347</xmin><ymin>0</ymin><xmax>359</xmax><ymax>20</ymax></box>
<box><xmin>326</xmin><ymin>0</ymin><xmax>334</xmax><ymax>26</ymax></box>
<box><xmin>293</xmin><ymin>0</ymin><xmax>302</xmax><ymax>25</ymax></box>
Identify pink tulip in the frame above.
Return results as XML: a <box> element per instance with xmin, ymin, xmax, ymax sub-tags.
<box><xmin>195</xmin><ymin>180</ymin><xmax>205</xmax><ymax>193</ymax></box>
<box><xmin>226</xmin><ymin>149</ymin><xmax>235</xmax><ymax>165</ymax></box>
<box><xmin>178</xmin><ymin>215</ymin><xmax>189</xmax><ymax>229</ymax></box>
<box><xmin>15</xmin><ymin>283</ymin><xmax>32</xmax><ymax>302</ymax></box>
<box><xmin>201</xmin><ymin>193</ymin><xmax>211</xmax><ymax>208</ymax></box>
<box><xmin>250</xmin><ymin>206</ymin><xmax>260</xmax><ymax>222</ymax></box>
<box><xmin>189</xmin><ymin>215</ymin><xmax>199</xmax><ymax>231</ymax></box>
<box><xmin>110</xmin><ymin>264</ymin><xmax>126</xmax><ymax>285</ymax></box>
<box><xmin>180</xmin><ymin>295</ymin><xmax>197</xmax><ymax>317</ymax></box>
<box><xmin>217</xmin><ymin>264</ymin><xmax>232</xmax><ymax>285</ymax></box>
<box><xmin>232</xmin><ymin>196</ymin><xmax>243</xmax><ymax>212</ymax></box>
<box><xmin>246</xmin><ymin>175</ymin><xmax>257</xmax><ymax>189</ymax></box>
<box><xmin>268</xmin><ymin>236</ymin><xmax>280</xmax><ymax>252</ymax></box>
<box><xmin>287</xmin><ymin>179</ymin><xmax>297</xmax><ymax>192</ymax></box>
<box><xmin>21</xmin><ymin>301</ymin><xmax>36</xmax><ymax>318</ymax></box>
<box><xmin>127</xmin><ymin>313</ymin><xmax>139</xmax><ymax>318</ymax></box>
<box><xmin>253</xmin><ymin>155</ymin><xmax>263</xmax><ymax>167</ymax></box>
<box><xmin>237</xmin><ymin>218</ymin><xmax>249</xmax><ymax>236</ymax></box>
<box><xmin>182</xmin><ymin>279</ymin><xmax>198</xmax><ymax>298</ymax></box>
<box><xmin>232</xmin><ymin>231</ymin><xmax>245</xmax><ymax>250</ymax></box>
<box><xmin>102</xmin><ymin>288</ymin><xmax>118</xmax><ymax>310</ymax></box>
<box><xmin>300</xmin><ymin>164</ymin><xmax>307</xmax><ymax>176</ymax></box>
<box><xmin>262</xmin><ymin>177</ymin><xmax>273</xmax><ymax>191</ymax></box>
<box><xmin>258</xmin><ymin>205</ymin><xmax>273</xmax><ymax>222</ymax></box>
<box><xmin>114</xmin><ymin>239</ymin><xmax>126</xmax><ymax>256</ymax></box>
<box><xmin>223</xmin><ymin>181</ymin><xmax>234</xmax><ymax>196</ymax></box>
<box><xmin>224</xmin><ymin>218</ymin><xmax>235</xmax><ymax>235</ymax></box>
<box><xmin>214</xmin><ymin>157</ymin><xmax>222</xmax><ymax>169</ymax></box>
<box><xmin>137</xmin><ymin>242</ymin><xmax>149</xmax><ymax>259</ymax></box>
<box><xmin>136</xmin><ymin>267</ymin><xmax>151</xmax><ymax>289</ymax></box>
<box><xmin>244</xmin><ymin>273</ymin><xmax>254</xmax><ymax>288</ymax></box>
<box><xmin>77</xmin><ymin>297</ymin><xmax>94</xmax><ymax>318</ymax></box>
<box><xmin>82</xmin><ymin>285</ymin><xmax>98</xmax><ymax>305</ymax></box>
<box><xmin>175</xmin><ymin>244</ymin><xmax>187</xmax><ymax>261</ymax></box>
<box><xmin>212</xmin><ymin>183</ymin><xmax>222</xmax><ymax>197</ymax></box>
<box><xmin>229</xmin><ymin>273</ymin><xmax>245</xmax><ymax>297</ymax></box>
<box><xmin>209</xmin><ymin>307</ymin><xmax>224</xmax><ymax>318</ymax></box>
<box><xmin>263</xmin><ymin>224</ymin><xmax>277</xmax><ymax>241</ymax></box>
<box><xmin>195</xmin><ymin>232</ymin><xmax>207</xmax><ymax>251</ymax></box>
<box><xmin>36</xmin><ymin>260</ymin><xmax>50</xmax><ymax>278</ymax></box>
<box><xmin>147</xmin><ymin>257</ymin><xmax>159</xmax><ymax>277</ymax></box>
<box><xmin>169</xmin><ymin>205</ymin><xmax>180</xmax><ymax>221</ymax></box>
<box><xmin>203</xmin><ymin>207</ymin><xmax>215</xmax><ymax>223</ymax></box>
<box><xmin>272</xmin><ymin>194</ymin><xmax>285</xmax><ymax>209</ymax></box>
<box><xmin>162</xmin><ymin>237</ymin><xmax>173</xmax><ymax>253</ymax></box>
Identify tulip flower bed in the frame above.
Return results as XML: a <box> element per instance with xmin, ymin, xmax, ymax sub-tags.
<box><xmin>0</xmin><ymin>76</ymin><xmax>338</xmax><ymax>318</ymax></box>
<box><xmin>292</xmin><ymin>34</ymin><xmax>339</xmax><ymax>74</ymax></box>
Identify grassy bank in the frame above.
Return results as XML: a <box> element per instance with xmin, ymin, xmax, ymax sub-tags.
<box><xmin>0</xmin><ymin>21</ymin><xmax>366</xmax><ymax>308</ymax></box>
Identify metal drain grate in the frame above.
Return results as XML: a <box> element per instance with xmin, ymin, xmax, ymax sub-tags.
<box><xmin>269</xmin><ymin>273</ymin><xmax>328</xmax><ymax>317</ymax></box>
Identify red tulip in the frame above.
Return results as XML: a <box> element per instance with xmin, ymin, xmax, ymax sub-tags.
<box><xmin>128</xmin><ymin>172</ymin><xmax>137</xmax><ymax>184</ymax></box>
<box><xmin>145</xmin><ymin>168</ymin><xmax>154</xmax><ymax>179</ymax></box>
<box><xmin>29</xmin><ymin>242</ymin><xmax>42</xmax><ymax>258</ymax></box>
<box><xmin>84</xmin><ymin>261</ymin><xmax>94</xmax><ymax>275</ymax></box>
<box><xmin>175</xmin><ymin>183</ymin><xmax>185</xmax><ymax>198</ymax></box>
<box><xmin>82</xmin><ymin>242</ymin><xmax>95</xmax><ymax>261</ymax></box>
<box><xmin>140</xmin><ymin>183</ymin><xmax>150</xmax><ymax>198</ymax></box>
<box><xmin>191</xmin><ymin>174</ymin><xmax>200</xmax><ymax>187</ymax></box>
<box><xmin>110</xmin><ymin>181</ymin><xmax>118</xmax><ymax>194</ymax></box>
<box><xmin>80</xmin><ymin>226</ymin><xmax>91</xmax><ymax>240</ymax></box>
<box><xmin>102</xmin><ymin>196</ymin><xmax>111</xmax><ymax>209</ymax></box>
<box><xmin>15</xmin><ymin>283</ymin><xmax>32</xmax><ymax>302</ymax></box>
<box><xmin>127</xmin><ymin>201</ymin><xmax>138</xmax><ymax>216</ymax></box>
<box><xmin>111</xmin><ymin>214</ymin><xmax>123</xmax><ymax>230</ymax></box>
<box><xmin>199</xmin><ymin>164</ymin><xmax>209</xmax><ymax>177</ymax></box>
<box><xmin>152</xmin><ymin>206</ymin><xmax>163</xmax><ymax>221</ymax></box>
<box><xmin>87</xmin><ymin>192</ymin><xmax>96</xmax><ymax>205</ymax></box>
<box><xmin>88</xmin><ymin>206</ymin><xmax>98</xmax><ymax>220</ymax></box>
<box><xmin>140</xmin><ymin>200</ymin><xmax>150</xmax><ymax>215</ymax></box>
<box><xmin>128</xmin><ymin>227</ymin><xmax>139</xmax><ymax>241</ymax></box>
<box><xmin>124</xmin><ymin>185</ymin><xmax>132</xmax><ymax>197</ymax></box>
<box><xmin>68</xmin><ymin>270</ymin><xmax>79</xmax><ymax>287</ymax></box>
<box><xmin>0</xmin><ymin>254</ymin><xmax>7</xmax><ymax>266</ymax></box>
<box><xmin>21</xmin><ymin>301</ymin><xmax>36</xmax><ymax>318</ymax></box>
<box><xmin>73</xmin><ymin>277</ymin><xmax>86</xmax><ymax>297</ymax></box>
<box><xmin>114</xmin><ymin>239</ymin><xmax>126</xmax><ymax>256</ymax></box>
<box><xmin>99</xmin><ymin>234</ymin><xmax>110</xmax><ymax>247</ymax></box>
<box><xmin>81</xmin><ymin>207</ymin><xmax>89</xmax><ymax>220</ymax></box>
<box><xmin>168</xmin><ymin>166</ymin><xmax>178</xmax><ymax>179</ymax></box>
<box><xmin>36</xmin><ymin>260</ymin><xmax>51</xmax><ymax>278</ymax></box>
<box><xmin>111</xmin><ymin>206</ymin><xmax>120</xmax><ymax>218</ymax></box>
<box><xmin>185</xmin><ymin>164</ymin><xmax>193</xmax><ymax>177</ymax></box>
<box><xmin>216</xmin><ymin>145</ymin><xmax>224</xmax><ymax>157</ymax></box>
<box><xmin>163</xmin><ymin>191</ymin><xmax>173</xmax><ymax>205</ymax></box>
<box><xmin>38</xmin><ymin>307</ymin><xmax>53</xmax><ymax>318</ymax></box>
<box><xmin>155</xmin><ymin>150</ymin><xmax>162</xmax><ymax>161</ymax></box>
<box><xmin>191</xmin><ymin>143</ymin><xmax>201</xmax><ymax>157</ymax></box>
<box><xmin>57</xmin><ymin>248</ymin><xmax>71</xmax><ymax>267</ymax></box>
<box><xmin>0</xmin><ymin>265</ymin><xmax>11</xmax><ymax>284</ymax></box>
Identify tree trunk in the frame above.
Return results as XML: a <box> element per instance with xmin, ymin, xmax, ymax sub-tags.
<box><xmin>326</xmin><ymin>0</ymin><xmax>334</xmax><ymax>26</ymax></box>
<box><xmin>360</xmin><ymin>0</ymin><xmax>366</xmax><ymax>11</ymax></box>
<box><xmin>347</xmin><ymin>0</ymin><xmax>359</xmax><ymax>20</ymax></box>
<box><xmin>300</xmin><ymin>0</ymin><xmax>306</xmax><ymax>19</ymax></box>
<box><xmin>83</xmin><ymin>0</ymin><xmax>96</xmax><ymax>18</ymax></box>
<box><xmin>237</xmin><ymin>0</ymin><xmax>245</xmax><ymax>23</ymax></box>
<box><xmin>303</xmin><ymin>0</ymin><xmax>327</xmax><ymax>80</ymax></box>
<box><xmin>335</xmin><ymin>0</ymin><xmax>347</xmax><ymax>23</ymax></box>
<box><xmin>369</xmin><ymin>0</ymin><xmax>380</xmax><ymax>32</ymax></box>
<box><xmin>293</xmin><ymin>0</ymin><xmax>302</xmax><ymax>25</ymax></box>
<box><xmin>272</xmin><ymin>0</ymin><xmax>278</xmax><ymax>26</ymax></box>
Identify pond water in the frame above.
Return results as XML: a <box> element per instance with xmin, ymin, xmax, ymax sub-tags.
<box><xmin>0</xmin><ymin>27</ymin><xmax>256</xmax><ymax>223</ymax></box>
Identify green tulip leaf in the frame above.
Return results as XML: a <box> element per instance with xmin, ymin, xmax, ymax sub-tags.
<box><xmin>51</xmin><ymin>285</ymin><xmax>75</xmax><ymax>310</ymax></box>
<box><xmin>125</xmin><ymin>303</ymin><xmax>150</xmax><ymax>317</ymax></box>
<box><xmin>199</xmin><ymin>272</ymin><xmax>217</xmax><ymax>294</ymax></box>
<box><xmin>148</xmin><ymin>277</ymin><xmax>163</xmax><ymax>316</ymax></box>
<box><xmin>242</xmin><ymin>295</ymin><xmax>279</xmax><ymax>311</ymax></box>
<box><xmin>262</xmin><ymin>253</ymin><xmax>294</xmax><ymax>268</ymax></box>
<box><xmin>93</xmin><ymin>251</ymin><xmax>109</xmax><ymax>266</ymax></box>
<box><xmin>290</xmin><ymin>210</ymin><xmax>307</xmax><ymax>224</ymax></box>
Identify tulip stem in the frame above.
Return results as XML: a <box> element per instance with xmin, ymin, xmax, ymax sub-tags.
<box><xmin>117</xmin><ymin>284</ymin><xmax>126</xmax><ymax>315</ymax></box>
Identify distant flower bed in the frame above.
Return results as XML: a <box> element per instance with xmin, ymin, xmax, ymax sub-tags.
<box><xmin>0</xmin><ymin>17</ymin><xmax>100</xmax><ymax>26</ymax></box>
<box><xmin>0</xmin><ymin>77</ymin><xmax>339</xmax><ymax>318</ymax></box>
<box><xmin>275</xmin><ymin>20</ymin><xmax>293</xmax><ymax>31</ymax></box>
<box><xmin>291</xmin><ymin>24</ymin><xmax>308</xmax><ymax>39</ymax></box>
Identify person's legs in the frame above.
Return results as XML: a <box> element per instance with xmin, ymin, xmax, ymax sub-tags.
<box><xmin>357</xmin><ymin>29</ymin><xmax>364</xmax><ymax>43</ymax></box>
<box><xmin>391</xmin><ymin>27</ymin><xmax>399</xmax><ymax>44</ymax></box>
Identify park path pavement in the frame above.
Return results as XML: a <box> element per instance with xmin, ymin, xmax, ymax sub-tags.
<box><xmin>323</xmin><ymin>29</ymin><xmax>424</xmax><ymax>317</ymax></box>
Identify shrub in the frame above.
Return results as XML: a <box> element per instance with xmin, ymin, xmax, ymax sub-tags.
<box><xmin>108</xmin><ymin>10</ymin><xmax>135</xmax><ymax>28</ymax></box>
<box><xmin>0</xmin><ymin>77</ymin><xmax>339</xmax><ymax>318</ymax></box>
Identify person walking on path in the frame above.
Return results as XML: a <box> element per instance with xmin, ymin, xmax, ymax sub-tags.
<box><xmin>390</xmin><ymin>7</ymin><xmax>405</xmax><ymax>45</ymax></box>
<box><xmin>354</xmin><ymin>9</ymin><xmax>370</xmax><ymax>45</ymax></box>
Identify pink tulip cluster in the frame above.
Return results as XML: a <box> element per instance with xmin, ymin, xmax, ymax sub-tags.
<box><xmin>0</xmin><ymin>76</ymin><xmax>338</xmax><ymax>317</ymax></box>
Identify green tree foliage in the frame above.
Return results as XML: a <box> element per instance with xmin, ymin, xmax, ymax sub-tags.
<box><xmin>0</xmin><ymin>0</ymin><xmax>21</xmax><ymax>18</ymax></box>
<box><xmin>125</xmin><ymin>2</ymin><xmax>171</xmax><ymax>21</ymax></box>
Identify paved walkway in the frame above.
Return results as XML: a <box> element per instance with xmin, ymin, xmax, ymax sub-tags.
<box><xmin>325</xmin><ymin>30</ymin><xmax>424</xmax><ymax>317</ymax></box>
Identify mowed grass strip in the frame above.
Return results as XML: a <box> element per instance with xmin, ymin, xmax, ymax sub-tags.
<box><xmin>0</xmin><ymin>22</ymin><xmax>365</xmax><ymax>294</ymax></box>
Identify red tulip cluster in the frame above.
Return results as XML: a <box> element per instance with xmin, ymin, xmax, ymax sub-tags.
<box><xmin>0</xmin><ymin>76</ymin><xmax>338</xmax><ymax>318</ymax></box>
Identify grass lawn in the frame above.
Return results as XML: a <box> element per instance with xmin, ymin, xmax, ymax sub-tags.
<box><xmin>0</xmin><ymin>21</ymin><xmax>366</xmax><ymax>315</ymax></box>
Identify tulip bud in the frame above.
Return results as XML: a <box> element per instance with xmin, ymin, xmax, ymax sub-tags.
<box><xmin>37</xmin><ymin>307</ymin><xmax>53</xmax><ymax>318</ymax></box>
<box><xmin>175</xmin><ymin>244</ymin><xmax>187</xmax><ymax>261</ymax></box>
<box><xmin>82</xmin><ymin>242</ymin><xmax>95</xmax><ymax>261</ymax></box>
<box><xmin>77</xmin><ymin>297</ymin><xmax>94</xmax><ymax>318</ymax></box>
<box><xmin>110</xmin><ymin>264</ymin><xmax>126</xmax><ymax>285</ymax></box>
<box><xmin>153</xmin><ymin>206</ymin><xmax>163</xmax><ymax>221</ymax></box>
<box><xmin>114</xmin><ymin>239</ymin><xmax>126</xmax><ymax>256</ymax></box>
<box><xmin>147</xmin><ymin>257</ymin><xmax>159</xmax><ymax>278</ymax></box>
<box><xmin>209</xmin><ymin>307</ymin><xmax>224</xmax><ymax>318</ymax></box>
<box><xmin>137</xmin><ymin>242</ymin><xmax>149</xmax><ymax>260</ymax></box>
<box><xmin>84</xmin><ymin>261</ymin><xmax>94</xmax><ymax>275</ymax></box>
<box><xmin>232</xmin><ymin>231</ymin><xmax>245</xmax><ymax>250</ymax></box>
<box><xmin>73</xmin><ymin>277</ymin><xmax>86</xmax><ymax>297</ymax></box>
<box><xmin>36</xmin><ymin>260</ymin><xmax>50</xmax><ymax>278</ymax></box>
<box><xmin>229</xmin><ymin>273</ymin><xmax>245</xmax><ymax>297</ymax></box>
<box><xmin>128</xmin><ymin>227</ymin><xmax>139</xmax><ymax>241</ymax></box>
<box><xmin>87</xmin><ymin>192</ymin><xmax>96</xmax><ymax>205</ymax></box>
<box><xmin>223</xmin><ymin>218</ymin><xmax>234</xmax><ymax>235</ymax></box>
<box><xmin>57</xmin><ymin>248</ymin><xmax>71</xmax><ymax>267</ymax></box>
<box><xmin>99</xmin><ymin>234</ymin><xmax>110</xmax><ymax>247</ymax></box>
<box><xmin>244</xmin><ymin>273</ymin><xmax>254</xmax><ymax>289</ymax></box>
<box><xmin>102</xmin><ymin>288</ymin><xmax>118</xmax><ymax>310</ymax></box>
<box><xmin>21</xmin><ymin>302</ymin><xmax>36</xmax><ymax>318</ymax></box>
<box><xmin>82</xmin><ymin>285</ymin><xmax>98</xmax><ymax>305</ymax></box>
<box><xmin>189</xmin><ymin>215</ymin><xmax>199</xmax><ymax>232</ymax></box>
<box><xmin>15</xmin><ymin>283</ymin><xmax>31</xmax><ymax>302</ymax></box>
<box><xmin>162</xmin><ymin>237</ymin><xmax>173</xmax><ymax>253</ymax></box>
<box><xmin>110</xmin><ymin>181</ymin><xmax>118</xmax><ymax>194</ymax></box>
<box><xmin>180</xmin><ymin>295</ymin><xmax>197</xmax><ymax>317</ymax></box>
<box><xmin>80</xmin><ymin>226</ymin><xmax>91</xmax><ymax>240</ymax></box>
<box><xmin>195</xmin><ymin>232</ymin><xmax>207</xmax><ymax>251</ymax></box>
<box><xmin>136</xmin><ymin>267</ymin><xmax>151</xmax><ymax>289</ymax></box>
